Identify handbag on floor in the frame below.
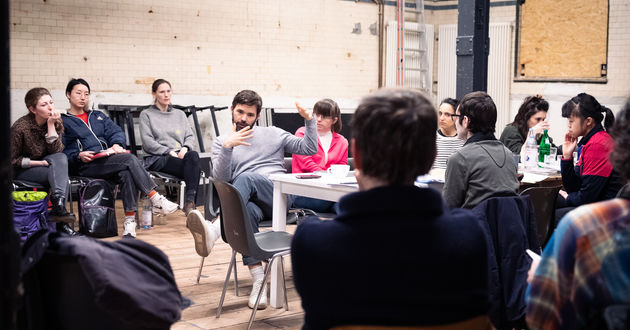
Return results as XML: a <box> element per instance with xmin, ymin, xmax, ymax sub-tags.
<box><xmin>79</xmin><ymin>179</ymin><xmax>118</xmax><ymax>238</ymax></box>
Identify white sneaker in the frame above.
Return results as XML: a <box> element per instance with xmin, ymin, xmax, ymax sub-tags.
<box><xmin>151</xmin><ymin>194</ymin><xmax>178</xmax><ymax>215</ymax></box>
<box><xmin>123</xmin><ymin>219</ymin><xmax>137</xmax><ymax>238</ymax></box>
<box><xmin>248</xmin><ymin>279</ymin><xmax>268</xmax><ymax>310</ymax></box>
<box><xmin>186</xmin><ymin>210</ymin><xmax>220</xmax><ymax>257</ymax></box>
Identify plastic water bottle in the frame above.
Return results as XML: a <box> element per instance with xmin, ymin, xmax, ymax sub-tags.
<box><xmin>524</xmin><ymin>128</ymin><xmax>538</xmax><ymax>170</ymax></box>
<box><xmin>141</xmin><ymin>196</ymin><xmax>152</xmax><ymax>230</ymax></box>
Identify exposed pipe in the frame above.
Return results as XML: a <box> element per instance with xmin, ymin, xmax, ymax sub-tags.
<box><xmin>396</xmin><ymin>0</ymin><xmax>405</xmax><ymax>86</ymax></box>
<box><xmin>376</xmin><ymin>0</ymin><xmax>385</xmax><ymax>87</ymax></box>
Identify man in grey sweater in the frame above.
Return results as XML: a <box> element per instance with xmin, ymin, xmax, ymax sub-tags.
<box><xmin>211</xmin><ymin>89</ymin><xmax>317</xmax><ymax>309</ymax></box>
<box><xmin>443</xmin><ymin>92</ymin><xmax>519</xmax><ymax>209</ymax></box>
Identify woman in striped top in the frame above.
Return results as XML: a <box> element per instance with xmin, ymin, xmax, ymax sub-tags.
<box><xmin>433</xmin><ymin>98</ymin><xmax>463</xmax><ymax>169</ymax></box>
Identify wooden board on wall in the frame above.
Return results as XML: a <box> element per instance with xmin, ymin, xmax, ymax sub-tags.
<box><xmin>517</xmin><ymin>0</ymin><xmax>608</xmax><ymax>81</ymax></box>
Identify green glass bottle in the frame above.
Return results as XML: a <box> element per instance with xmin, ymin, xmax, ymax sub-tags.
<box><xmin>538</xmin><ymin>129</ymin><xmax>550</xmax><ymax>165</ymax></box>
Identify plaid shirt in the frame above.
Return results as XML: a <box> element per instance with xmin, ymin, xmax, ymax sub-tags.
<box><xmin>526</xmin><ymin>186</ymin><xmax>630</xmax><ymax>329</ymax></box>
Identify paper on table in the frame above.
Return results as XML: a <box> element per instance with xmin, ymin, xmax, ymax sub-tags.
<box><xmin>322</xmin><ymin>173</ymin><xmax>357</xmax><ymax>185</ymax></box>
<box><xmin>428</xmin><ymin>168</ymin><xmax>446</xmax><ymax>182</ymax></box>
<box><xmin>521</xmin><ymin>172</ymin><xmax>550</xmax><ymax>184</ymax></box>
<box><xmin>338</xmin><ymin>176</ymin><xmax>357</xmax><ymax>184</ymax></box>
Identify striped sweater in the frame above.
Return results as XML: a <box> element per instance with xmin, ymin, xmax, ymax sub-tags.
<box><xmin>433</xmin><ymin>129</ymin><xmax>464</xmax><ymax>169</ymax></box>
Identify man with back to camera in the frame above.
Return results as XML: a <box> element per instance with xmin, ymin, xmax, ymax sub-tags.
<box><xmin>443</xmin><ymin>91</ymin><xmax>519</xmax><ymax>209</ymax></box>
<box><xmin>186</xmin><ymin>89</ymin><xmax>317</xmax><ymax>310</ymax></box>
<box><xmin>291</xmin><ymin>88</ymin><xmax>490</xmax><ymax>329</ymax></box>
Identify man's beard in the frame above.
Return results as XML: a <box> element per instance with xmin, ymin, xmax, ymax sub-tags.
<box><xmin>234</xmin><ymin>119</ymin><xmax>254</xmax><ymax>131</ymax></box>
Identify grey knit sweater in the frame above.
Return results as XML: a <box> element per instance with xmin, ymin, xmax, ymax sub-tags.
<box><xmin>212</xmin><ymin>118</ymin><xmax>317</xmax><ymax>181</ymax></box>
<box><xmin>443</xmin><ymin>140</ymin><xmax>519</xmax><ymax>209</ymax></box>
<box><xmin>139</xmin><ymin>105</ymin><xmax>195</xmax><ymax>168</ymax></box>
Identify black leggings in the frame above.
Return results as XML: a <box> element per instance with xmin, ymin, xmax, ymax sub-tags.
<box><xmin>149</xmin><ymin>151</ymin><xmax>200</xmax><ymax>202</ymax></box>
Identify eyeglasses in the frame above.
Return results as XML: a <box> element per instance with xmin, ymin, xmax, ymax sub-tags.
<box><xmin>450</xmin><ymin>114</ymin><xmax>462</xmax><ymax>120</ymax></box>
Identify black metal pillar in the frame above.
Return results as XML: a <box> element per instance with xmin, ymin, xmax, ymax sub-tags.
<box><xmin>1</xmin><ymin>0</ymin><xmax>20</xmax><ymax>329</ymax></box>
<box><xmin>456</xmin><ymin>0</ymin><xmax>490</xmax><ymax>99</ymax></box>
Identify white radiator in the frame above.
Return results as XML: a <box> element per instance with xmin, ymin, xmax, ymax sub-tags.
<box><xmin>487</xmin><ymin>23</ymin><xmax>512</xmax><ymax>135</ymax></box>
<box><xmin>436</xmin><ymin>23</ymin><xmax>513</xmax><ymax>134</ymax></box>
<box><xmin>436</xmin><ymin>25</ymin><xmax>458</xmax><ymax>105</ymax></box>
<box><xmin>385</xmin><ymin>22</ymin><xmax>434</xmax><ymax>98</ymax></box>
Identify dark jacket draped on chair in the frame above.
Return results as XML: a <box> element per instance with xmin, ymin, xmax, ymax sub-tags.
<box><xmin>472</xmin><ymin>195</ymin><xmax>540</xmax><ymax>330</ymax></box>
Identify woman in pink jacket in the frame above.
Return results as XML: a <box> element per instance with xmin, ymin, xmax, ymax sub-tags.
<box><xmin>292</xmin><ymin>98</ymin><xmax>348</xmax><ymax>212</ymax></box>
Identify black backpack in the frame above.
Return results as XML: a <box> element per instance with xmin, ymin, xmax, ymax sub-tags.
<box><xmin>79</xmin><ymin>179</ymin><xmax>118</xmax><ymax>237</ymax></box>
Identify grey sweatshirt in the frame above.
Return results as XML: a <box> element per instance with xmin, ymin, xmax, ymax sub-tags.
<box><xmin>212</xmin><ymin>118</ymin><xmax>317</xmax><ymax>181</ymax></box>
<box><xmin>443</xmin><ymin>140</ymin><xmax>519</xmax><ymax>209</ymax></box>
<box><xmin>140</xmin><ymin>105</ymin><xmax>195</xmax><ymax>154</ymax></box>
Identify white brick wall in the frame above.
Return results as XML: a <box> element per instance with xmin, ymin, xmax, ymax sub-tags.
<box><xmin>10</xmin><ymin>0</ymin><xmax>628</xmax><ymax>145</ymax></box>
<box><xmin>10</xmin><ymin>0</ymin><xmax>396</xmax><ymax>121</ymax></box>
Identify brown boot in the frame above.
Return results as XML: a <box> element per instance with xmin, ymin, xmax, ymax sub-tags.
<box><xmin>183</xmin><ymin>201</ymin><xmax>196</xmax><ymax>216</ymax></box>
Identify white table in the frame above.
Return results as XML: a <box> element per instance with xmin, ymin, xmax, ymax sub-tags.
<box><xmin>267</xmin><ymin>173</ymin><xmax>357</xmax><ymax>308</ymax></box>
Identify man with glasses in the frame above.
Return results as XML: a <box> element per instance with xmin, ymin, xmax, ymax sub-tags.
<box><xmin>443</xmin><ymin>91</ymin><xmax>519</xmax><ymax>209</ymax></box>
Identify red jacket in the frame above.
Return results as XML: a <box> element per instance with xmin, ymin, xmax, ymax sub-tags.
<box><xmin>561</xmin><ymin>126</ymin><xmax>624</xmax><ymax>206</ymax></box>
<box><xmin>292</xmin><ymin>127</ymin><xmax>348</xmax><ymax>173</ymax></box>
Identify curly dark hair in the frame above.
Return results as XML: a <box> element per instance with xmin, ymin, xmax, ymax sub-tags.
<box><xmin>352</xmin><ymin>88</ymin><xmax>437</xmax><ymax>184</ymax></box>
<box><xmin>610</xmin><ymin>97</ymin><xmax>630</xmax><ymax>182</ymax></box>
<box><xmin>512</xmin><ymin>95</ymin><xmax>549</xmax><ymax>139</ymax></box>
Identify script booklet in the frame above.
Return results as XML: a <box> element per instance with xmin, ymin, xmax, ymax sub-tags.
<box><xmin>526</xmin><ymin>249</ymin><xmax>541</xmax><ymax>263</ymax></box>
<box><xmin>91</xmin><ymin>149</ymin><xmax>130</xmax><ymax>159</ymax></box>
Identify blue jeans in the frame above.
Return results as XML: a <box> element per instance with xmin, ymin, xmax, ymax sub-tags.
<box><xmin>232</xmin><ymin>172</ymin><xmax>294</xmax><ymax>265</ymax></box>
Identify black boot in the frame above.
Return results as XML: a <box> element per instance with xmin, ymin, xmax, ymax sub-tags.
<box><xmin>50</xmin><ymin>194</ymin><xmax>76</xmax><ymax>223</ymax></box>
<box><xmin>56</xmin><ymin>222</ymin><xmax>81</xmax><ymax>236</ymax></box>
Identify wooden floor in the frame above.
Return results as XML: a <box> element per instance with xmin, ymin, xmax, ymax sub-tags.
<box><xmin>100</xmin><ymin>200</ymin><xmax>304</xmax><ymax>330</ymax></box>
